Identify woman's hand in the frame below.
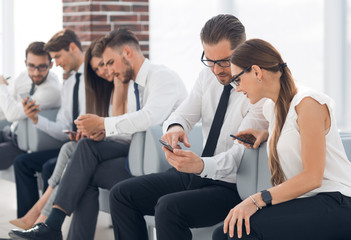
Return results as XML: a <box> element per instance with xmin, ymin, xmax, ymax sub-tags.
<box><xmin>223</xmin><ymin>197</ymin><xmax>259</xmax><ymax>238</ymax></box>
<box><xmin>234</xmin><ymin>129</ymin><xmax>269</xmax><ymax>149</ymax></box>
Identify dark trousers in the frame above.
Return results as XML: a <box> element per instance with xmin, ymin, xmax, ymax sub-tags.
<box><xmin>109</xmin><ymin>168</ymin><xmax>241</xmax><ymax>240</ymax></box>
<box><xmin>53</xmin><ymin>138</ymin><xmax>130</xmax><ymax>240</ymax></box>
<box><xmin>0</xmin><ymin>129</ymin><xmax>25</xmax><ymax>170</ymax></box>
<box><xmin>212</xmin><ymin>192</ymin><xmax>351</xmax><ymax>240</ymax></box>
<box><xmin>13</xmin><ymin>149</ymin><xmax>60</xmax><ymax>218</ymax></box>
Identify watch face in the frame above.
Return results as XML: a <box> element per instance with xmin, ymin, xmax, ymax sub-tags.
<box><xmin>261</xmin><ymin>190</ymin><xmax>272</xmax><ymax>206</ymax></box>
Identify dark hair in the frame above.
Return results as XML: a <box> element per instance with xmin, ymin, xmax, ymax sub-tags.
<box><xmin>231</xmin><ymin>39</ymin><xmax>297</xmax><ymax>186</ymax></box>
<box><xmin>26</xmin><ymin>41</ymin><xmax>51</xmax><ymax>62</ymax></box>
<box><xmin>102</xmin><ymin>28</ymin><xmax>140</xmax><ymax>52</ymax></box>
<box><xmin>44</xmin><ymin>29</ymin><xmax>82</xmax><ymax>52</ymax></box>
<box><xmin>85</xmin><ymin>38</ymin><xmax>114</xmax><ymax>117</ymax></box>
<box><xmin>200</xmin><ymin>14</ymin><xmax>246</xmax><ymax>50</ymax></box>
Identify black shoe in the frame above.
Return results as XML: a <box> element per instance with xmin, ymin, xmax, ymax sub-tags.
<box><xmin>8</xmin><ymin>222</ymin><xmax>62</xmax><ymax>240</ymax></box>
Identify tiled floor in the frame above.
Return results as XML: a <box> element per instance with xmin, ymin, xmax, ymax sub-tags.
<box><xmin>0</xmin><ymin>179</ymin><xmax>114</xmax><ymax>240</ymax></box>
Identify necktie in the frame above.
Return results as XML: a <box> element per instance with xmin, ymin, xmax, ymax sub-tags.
<box><xmin>201</xmin><ymin>84</ymin><xmax>233</xmax><ymax>157</ymax></box>
<box><xmin>29</xmin><ymin>82</ymin><xmax>35</xmax><ymax>96</ymax></box>
<box><xmin>134</xmin><ymin>82</ymin><xmax>141</xmax><ymax>111</ymax></box>
<box><xmin>72</xmin><ymin>72</ymin><xmax>81</xmax><ymax>132</ymax></box>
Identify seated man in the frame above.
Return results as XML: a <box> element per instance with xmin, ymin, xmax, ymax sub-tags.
<box><xmin>9</xmin><ymin>28</ymin><xmax>188</xmax><ymax>240</ymax></box>
<box><xmin>108</xmin><ymin>14</ymin><xmax>269</xmax><ymax>240</ymax></box>
<box><xmin>0</xmin><ymin>41</ymin><xmax>61</xmax><ymax>170</ymax></box>
<box><xmin>12</xmin><ymin>29</ymin><xmax>86</xmax><ymax>219</ymax></box>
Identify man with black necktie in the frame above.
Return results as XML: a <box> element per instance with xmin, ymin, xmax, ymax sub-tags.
<box><xmin>104</xmin><ymin>14</ymin><xmax>269</xmax><ymax>240</ymax></box>
<box><xmin>9</xmin><ymin>28</ymin><xmax>187</xmax><ymax>240</ymax></box>
<box><xmin>0</xmin><ymin>41</ymin><xmax>61</xmax><ymax>170</ymax></box>
<box><xmin>12</xmin><ymin>29</ymin><xmax>85</xmax><ymax>221</ymax></box>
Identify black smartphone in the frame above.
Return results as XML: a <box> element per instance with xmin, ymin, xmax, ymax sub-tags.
<box><xmin>62</xmin><ymin>130</ymin><xmax>77</xmax><ymax>137</ymax></box>
<box><xmin>230</xmin><ymin>134</ymin><xmax>255</xmax><ymax>147</ymax></box>
<box><xmin>159</xmin><ymin>139</ymin><xmax>174</xmax><ymax>152</ymax></box>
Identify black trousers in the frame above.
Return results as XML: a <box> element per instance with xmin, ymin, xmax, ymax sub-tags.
<box><xmin>13</xmin><ymin>149</ymin><xmax>60</xmax><ymax>217</ymax></box>
<box><xmin>109</xmin><ymin>168</ymin><xmax>241</xmax><ymax>240</ymax></box>
<box><xmin>0</xmin><ymin>129</ymin><xmax>25</xmax><ymax>170</ymax></box>
<box><xmin>53</xmin><ymin>138</ymin><xmax>130</xmax><ymax>240</ymax></box>
<box><xmin>212</xmin><ymin>192</ymin><xmax>351</xmax><ymax>240</ymax></box>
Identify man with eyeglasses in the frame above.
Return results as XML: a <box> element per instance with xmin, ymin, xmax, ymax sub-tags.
<box><xmin>107</xmin><ymin>14</ymin><xmax>268</xmax><ymax>240</ymax></box>
<box><xmin>11</xmin><ymin>29</ymin><xmax>85</xmax><ymax>223</ymax></box>
<box><xmin>0</xmin><ymin>41</ymin><xmax>61</xmax><ymax>171</ymax></box>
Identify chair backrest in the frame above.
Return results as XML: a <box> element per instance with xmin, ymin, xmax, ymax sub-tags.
<box><xmin>341</xmin><ymin>136</ymin><xmax>351</xmax><ymax>161</ymax></box>
<box><xmin>143</xmin><ymin>124</ymin><xmax>203</xmax><ymax>175</ymax></box>
<box><xmin>128</xmin><ymin>131</ymin><xmax>146</xmax><ymax>176</ymax></box>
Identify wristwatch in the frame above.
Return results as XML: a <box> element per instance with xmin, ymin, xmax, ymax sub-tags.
<box><xmin>261</xmin><ymin>190</ymin><xmax>272</xmax><ymax>207</ymax></box>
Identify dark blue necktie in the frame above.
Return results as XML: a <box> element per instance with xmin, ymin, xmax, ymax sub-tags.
<box><xmin>29</xmin><ymin>82</ymin><xmax>35</xmax><ymax>96</ymax></box>
<box><xmin>201</xmin><ymin>84</ymin><xmax>233</xmax><ymax>157</ymax></box>
<box><xmin>72</xmin><ymin>72</ymin><xmax>81</xmax><ymax>132</ymax></box>
<box><xmin>134</xmin><ymin>82</ymin><xmax>141</xmax><ymax>111</ymax></box>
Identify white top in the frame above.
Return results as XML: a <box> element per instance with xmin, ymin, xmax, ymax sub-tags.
<box><xmin>0</xmin><ymin>70</ymin><xmax>61</xmax><ymax>122</ymax></box>
<box><xmin>264</xmin><ymin>86</ymin><xmax>351</xmax><ymax>197</ymax></box>
<box><xmin>163</xmin><ymin>67</ymin><xmax>269</xmax><ymax>183</ymax></box>
<box><xmin>36</xmin><ymin>64</ymin><xmax>86</xmax><ymax>142</ymax></box>
<box><xmin>104</xmin><ymin>59</ymin><xmax>187</xmax><ymax>137</ymax></box>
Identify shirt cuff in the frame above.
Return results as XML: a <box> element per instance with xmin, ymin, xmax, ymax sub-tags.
<box><xmin>105</xmin><ymin>117</ymin><xmax>118</xmax><ymax>137</ymax></box>
<box><xmin>199</xmin><ymin>156</ymin><xmax>217</xmax><ymax>178</ymax></box>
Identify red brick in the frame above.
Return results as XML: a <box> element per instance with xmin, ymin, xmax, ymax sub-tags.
<box><xmin>77</xmin><ymin>5</ymin><xmax>92</xmax><ymax>12</ymax></box>
<box><xmin>110</xmin><ymin>15</ymin><xmax>138</xmax><ymax>22</ymax></box>
<box><xmin>142</xmin><ymin>24</ymin><xmax>149</xmax><ymax>31</ymax></box>
<box><xmin>91</xmin><ymin>24</ymin><xmax>111</xmax><ymax>32</ymax></box>
<box><xmin>135</xmin><ymin>33</ymin><xmax>149</xmax><ymax>41</ymax></box>
<box><xmin>90</xmin><ymin>4</ymin><xmax>101</xmax><ymax>11</ymax></box>
<box><xmin>122</xmin><ymin>0</ymin><xmax>148</xmax><ymax>2</ymax></box>
<box><xmin>92</xmin><ymin>15</ymin><xmax>108</xmax><ymax>21</ymax></box>
<box><xmin>101</xmin><ymin>4</ymin><xmax>131</xmax><ymax>12</ymax></box>
<box><xmin>63</xmin><ymin>6</ymin><xmax>77</xmax><ymax>12</ymax></box>
<box><xmin>63</xmin><ymin>15</ymin><xmax>92</xmax><ymax>23</ymax></box>
<box><xmin>140</xmin><ymin>44</ymin><xmax>149</xmax><ymax>51</ymax></box>
<box><xmin>132</xmin><ymin>5</ymin><xmax>148</xmax><ymax>12</ymax></box>
<box><xmin>140</xmin><ymin>14</ymin><xmax>149</xmax><ymax>21</ymax></box>
<box><xmin>113</xmin><ymin>23</ymin><xmax>142</xmax><ymax>32</ymax></box>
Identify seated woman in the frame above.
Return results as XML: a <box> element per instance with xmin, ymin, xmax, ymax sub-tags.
<box><xmin>9</xmin><ymin>37</ymin><xmax>129</xmax><ymax>229</ymax></box>
<box><xmin>213</xmin><ymin>38</ymin><xmax>351</xmax><ymax>240</ymax></box>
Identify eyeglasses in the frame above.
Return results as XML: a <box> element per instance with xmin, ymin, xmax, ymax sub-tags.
<box><xmin>201</xmin><ymin>51</ymin><xmax>231</xmax><ymax>68</ymax></box>
<box><xmin>26</xmin><ymin>64</ymin><xmax>50</xmax><ymax>72</ymax></box>
<box><xmin>231</xmin><ymin>66</ymin><xmax>252</xmax><ymax>86</ymax></box>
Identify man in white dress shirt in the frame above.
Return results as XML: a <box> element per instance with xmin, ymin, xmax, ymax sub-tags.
<box><xmin>9</xmin><ymin>28</ymin><xmax>187</xmax><ymax>240</ymax></box>
<box><xmin>0</xmin><ymin>41</ymin><xmax>61</xmax><ymax>170</ymax></box>
<box><xmin>12</xmin><ymin>29</ymin><xmax>85</xmax><ymax>220</ymax></box>
<box><xmin>107</xmin><ymin>14</ymin><xmax>269</xmax><ymax>240</ymax></box>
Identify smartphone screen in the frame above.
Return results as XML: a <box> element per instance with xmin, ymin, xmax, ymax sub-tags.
<box><xmin>159</xmin><ymin>139</ymin><xmax>174</xmax><ymax>152</ymax></box>
<box><xmin>230</xmin><ymin>134</ymin><xmax>255</xmax><ymax>147</ymax></box>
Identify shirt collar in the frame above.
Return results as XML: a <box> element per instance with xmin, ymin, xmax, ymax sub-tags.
<box><xmin>134</xmin><ymin>59</ymin><xmax>150</xmax><ymax>87</ymax></box>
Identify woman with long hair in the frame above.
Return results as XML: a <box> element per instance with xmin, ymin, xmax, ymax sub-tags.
<box><xmin>213</xmin><ymin>39</ymin><xmax>351</xmax><ymax>240</ymax></box>
<box><xmin>10</xmin><ymin>37</ymin><xmax>129</xmax><ymax>229</ymax></box>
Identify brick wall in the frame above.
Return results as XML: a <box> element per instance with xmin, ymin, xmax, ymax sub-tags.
<box><xmin>62</xmin><ymin>0</ymin><xmax>149</xmax><ymax>57</ymax></box>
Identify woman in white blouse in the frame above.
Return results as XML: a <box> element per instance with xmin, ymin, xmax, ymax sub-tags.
<box><xmin>213</xmin><ymin>38</ymin><xmax>351</xmax><ymax>240</ymax></box>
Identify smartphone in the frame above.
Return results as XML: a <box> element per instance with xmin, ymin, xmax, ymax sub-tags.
<box><xmin>19</xmin><ymin>92</ymin><xmax>33</xmax><ymax>104</ymax></box>
<box><xmin>62</xmin><ymin>130</ymin><xmax>77</xmax><ymax>136</ymax></box>
<box><xmin>230</xmin><ymin>134</ymin><xmax>255</xmax><ymax>147</ymax></box>
<box><xmin>159</xmin><ymin>139</ymin><xmax>174</xmax><ymax>152</ymax></box>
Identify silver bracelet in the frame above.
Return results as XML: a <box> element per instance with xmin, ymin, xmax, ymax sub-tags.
<box><xmin>249</xmin><ymin>195</ymin><xmax>262</xmax><ymax>210</ymax></box>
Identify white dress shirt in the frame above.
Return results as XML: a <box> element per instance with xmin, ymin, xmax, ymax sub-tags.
<box><xmin>36</xmin><ymin>64</ymin><xmax>86</xmax><ymax>142</ymax></box>
<box><xmin>163</xmin><ymin>67</ymin><xmax>269</xmax><ymax>184</ymax></box>
<box><xmin>0</xmin><ymin>70</ymin><xmax>61</xmax><ymax>122</ymax></box>
<box><xmin>104</xmin><ymin>59</ymin><xmax>187</xmax><ymax>136</ymax></box>
<box><xmin>264</xmin><ymin>86</ymin><xmax>351</xmax><ymax>197</ymax></box>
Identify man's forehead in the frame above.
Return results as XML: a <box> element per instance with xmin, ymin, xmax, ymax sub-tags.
<box><xmin>26</xmin><ymin>53</ymin><xmax>50</xmax><ymax>63</ymax></box>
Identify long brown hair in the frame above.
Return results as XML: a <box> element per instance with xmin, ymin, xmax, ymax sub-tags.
<box><xmin>231</xmin><ymin>39</ymin><xmax>297</xmax><ymax>186</ymax></box>
<box><xmin>84</xmin><ymin>38</ymin><xmax>114</xmax><ymax>117</ymax></box>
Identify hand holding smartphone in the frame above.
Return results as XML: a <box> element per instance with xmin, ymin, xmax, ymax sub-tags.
<box><xmin>19</xmin><ymin>92</ymin><xmax>33</xmax><ymax>104</ymax></box>
<box><xmin>230</xmin><ymin>134</ymin><xmax>256</xmax><ymax>147</ymax></box>
<box><xmin>159</xmin><ymin>139</ymin><xmax>174</xmax><ymax>152</ymax></box>
<box><xmin>62</xmin><ymin>130</ymin><xmax>77</xmax><ymax>137</ymax></box>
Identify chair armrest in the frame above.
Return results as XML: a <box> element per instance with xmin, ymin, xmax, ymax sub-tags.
<box><xmin>128</xmin><ymin>131</ymin><xmax>146</xmax><ymax>176</ymax></box>
<box><xmin>17</xmin><ymin>119</ymin><xmax>29</xmax><ymax>151</ymax></box>
<box><xmin>27</xmin><ymin>108</ymin><xmax>64</xmax><ymax>152</ymax></box>
<box><xmin>256</xmin><ymin>142</ymin><xmax>272</xmax><ymax>192</ymax></box>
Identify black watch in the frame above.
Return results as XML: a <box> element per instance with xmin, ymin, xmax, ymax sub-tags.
<box><xmin>261</xmin><ymin>190</ymin><xmax>272</xmax><ymax>207</ymax></box>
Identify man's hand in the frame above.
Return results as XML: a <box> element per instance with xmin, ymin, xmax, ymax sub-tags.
<box><xmin>161</xmin><ymin>125</ymin><xmax>191</xmax><ymax>149</ymax></box>
<box><xmin>89</xmin><ymin>131</ymin><xmax>106</xmax><ymax>141</ymax></box>
<box><xmin>68</xmin><ymin>131</ymin><xmax>86</xmax><ymax>142</ymax></box>
<box><xmin>0</xmin><ymin>75</ymin><xmax>8</xmax><ymax>85</ymax></box>
<box><xmin>75</xmin><ymin>114</ymin><xmax>105</xmax><ymax>136</ymax></box>
<box><xmin>163</xmin><ymin>147</ymin><xmax>204</xmax><ymax>174</ymax></box>
<box><xmin>22</xmin><ymin>98</ymin><xmax>40</xmax><ymax>124</ymax></box>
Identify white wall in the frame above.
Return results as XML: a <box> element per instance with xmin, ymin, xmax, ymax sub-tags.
<box><xmin>150</xmin><ymin>0</ymin><xmax>324</xmax><ymax>93</ymax></box>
